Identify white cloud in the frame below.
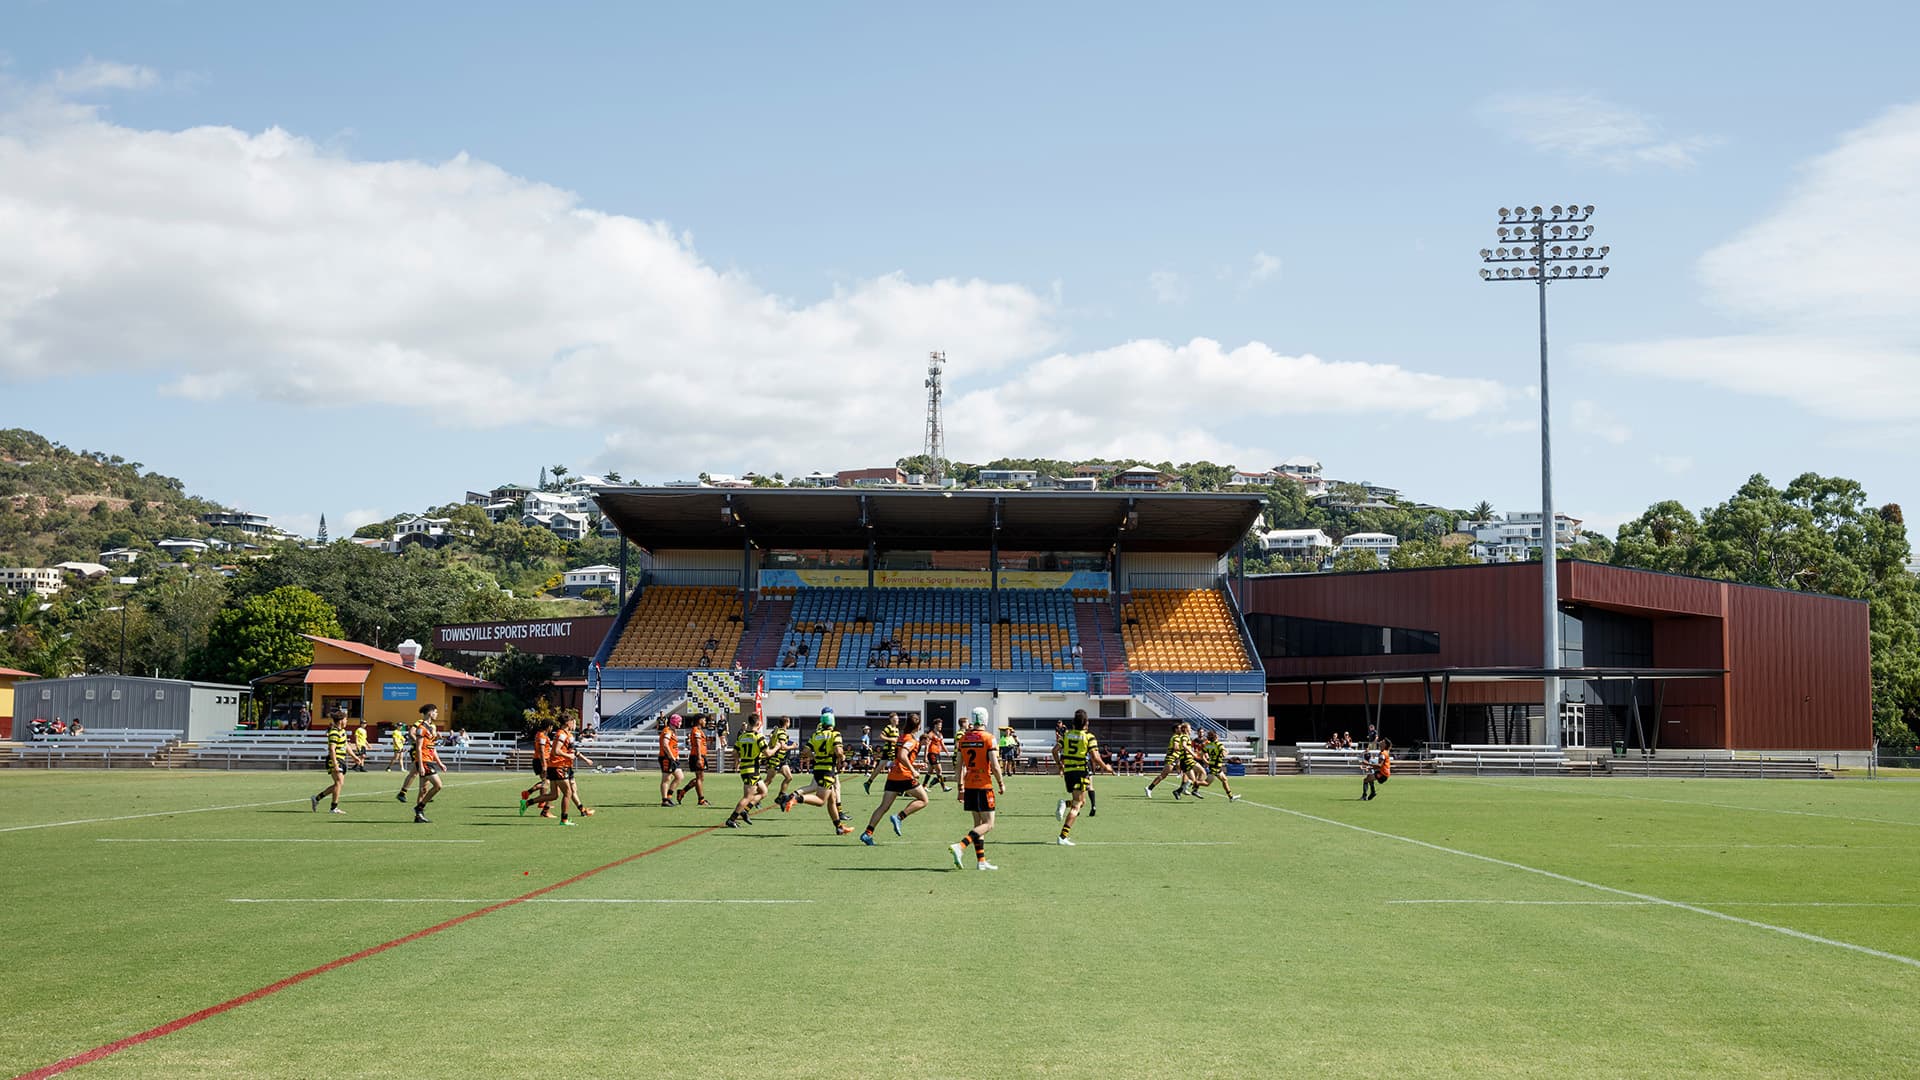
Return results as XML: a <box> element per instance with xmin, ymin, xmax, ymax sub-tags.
<box><xmin>949</xmin><ymin>337</ymin><xmax>1511</xmax><ymax>464</ymax></box>
<box><xmin>1569</xmin><ymin>399</ymin><xmax>1631</xmax><ymax>444</ymax></box>
<box><xmin>1482</xmin><ymin>92</ymin><xmax>1720</xmax><ymax>170</ymax></box>
<box><xmin>1585</xmin><ymin>103</ymin><xmax>1920</xmax><ymax>425</ymax></box>
<box><xmin>51</xmin><ymin>59</ymin><xmax>159</xmax><ymax>95</ymax></box>
<box><xmin>1147</xmin><ymin>270</ymin><xmax>1187</xmax><ymax>304</ymax></box>
<box><xmin>1583</xmin><ymin>105</ymin><xmax>1920</xmax><ymax>415</ymax></box>
<box><xmin>0</xmin><ymin>74</ymin><xmax>1515</xmax><ymax>481</ymax></box>
<box><xmin>1650</xmin><ymin>455</ymin><xmax>1693</xmax><ymax>475</ymax></box>
<box><xmin>1248</xmin><ymin>251</ymin><xmax>1281</xmax><ymax>284</ymax></box>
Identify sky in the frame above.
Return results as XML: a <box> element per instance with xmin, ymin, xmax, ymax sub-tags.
<box><xmin>3</xmin><ymin>2</ymin><xmax>1918</xmax><ymax>541</ymax></box>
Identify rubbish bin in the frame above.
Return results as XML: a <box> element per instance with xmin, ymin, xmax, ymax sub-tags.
<box><xmin>1612</xmin><ymin>740</ymin><xmax>1626</xmax><ymax>758</ymax></box>
<box><xmin>1226</xmin><ymin>762</ymin><xmax>1247</xmax><ymax>777</ymax></box>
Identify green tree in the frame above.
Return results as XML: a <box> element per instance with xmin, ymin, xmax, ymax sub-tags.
<box><xmin>1610</xmin><ymin>500</ymin><xmax>1703</xmax><ymax>574</ymax></box>
<box><xmin>1328</xmin><ymin>549</ymin><xmax>1382</xmax><ymax>573</ymax></box>
<box><xmin>197</xmin><ymin>586</ymin><xmax>343</xmax><ymax>683</ymax></box>
<box><xmin>1469</xmin><ymin>500</ymin><xmax>1495</xmax><ymax>522</ymax></box>
<box><xmin>1388</xmin><ymin>538</ymin><xmax>1480</xmax><ymax>569</ymax></box>
<box><xmin>479</xmin><ymin>646</ymin><xmax>553</xmax><ymax>709</ymax></box>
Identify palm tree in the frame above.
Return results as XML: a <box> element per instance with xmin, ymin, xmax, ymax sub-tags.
<box><xmin>603</xmin><ymin>470</ymin><xmax>622</xmax><ymax>484</ymax></box>
<box><xmin>1469</xmin><ymin>500</ymin><xmax>1495</xmax><ymax>522</ymax></box>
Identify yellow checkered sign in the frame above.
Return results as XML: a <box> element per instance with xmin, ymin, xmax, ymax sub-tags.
<box><xmin>685</xmin><ymin>670</ymin><xmax>742</xmax><ymax>717</ymax></box>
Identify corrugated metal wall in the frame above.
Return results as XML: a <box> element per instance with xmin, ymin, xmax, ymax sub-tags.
<box><xmin>1247</xmin><ymin>563</ymin><xmax>1870</xmax><ymax>751</ymax></box>
<box><xmin>1725</xmin><ymin>586</ymin><xmax>1871</xmax><ymax>749</ymax></box>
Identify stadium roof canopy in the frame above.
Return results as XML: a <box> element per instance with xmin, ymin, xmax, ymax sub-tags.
<box><xmin>593</xmin><ymin>487</ymin><xmax>1266</xmax><ymax>555</ymax></box>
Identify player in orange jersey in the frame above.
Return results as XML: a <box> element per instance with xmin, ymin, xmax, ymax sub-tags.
<box><xmin>411</xmin><ymin>704</ymin><xmax>444</xmax><ymax>824</ymax></box>
<box><xmin>676</xmin><ymin>715</ymin><xmax>715</xmax><ymax>806</ymax></box>
<box><xmin>1362</xmin><ymin>738</ymin><xmax>1391</xmax><ymax>801</ymax></box>
<box><xmin>547</xmin><ymin>715</ymin><xmax>595</xmax><ymax>824</ymax></box>
<box><xmin>860</xmin><ymin>714</ymin><xmax>929</xmax><ymax>844</ymax></box>
<box><xmin>921</xmin><ymin>718</ymin><xmax>950</xmax><ymax>792</ymax></box>
<box><xmin>658</xmin><ymin>714</ymin><xmax>686</xmax><ymax>808</ymax></box>
<box><xmin>948</xmin><ymin>708</ymin><xmax>1004</xmax><ymax>870</ymax></box>
<box><xmin>519</xmin><ymin>718</ymin><xmax>554</xmax><ymax>816</ymax></box>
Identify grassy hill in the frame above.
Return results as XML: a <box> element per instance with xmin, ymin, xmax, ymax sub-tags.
<box><xmin>0</xmin><ymin>428</ymin><xmax>237</xmax><ymax>567</ymax></box>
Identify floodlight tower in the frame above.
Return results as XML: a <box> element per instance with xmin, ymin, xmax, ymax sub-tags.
<box><xmin>922</xmin><ymin>351</ymin><xmax>947</xmax><ymax>485</ymax></box>
<box><xmin>1480</xmin><ymin>205</ymin><xmax>1610</xmax><ymax>747</ymax></box>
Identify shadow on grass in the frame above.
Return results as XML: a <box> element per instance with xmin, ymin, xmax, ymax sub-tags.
<box><xmin>829</xmin><ymin>866</ymin><xmax>948</xmax><ymax>874</ymax></box>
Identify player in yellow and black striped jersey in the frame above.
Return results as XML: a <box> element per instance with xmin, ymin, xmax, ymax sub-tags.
<box><xmin>1193</xmin><ymin>729</ymin><xmax>1240</xmax><ymax>801</ymax></box>
<box><xmin>310</xmin><ymin>707</ymin><xmax>364</xmax><ymax>814</ymax></box>
<box><xmin>1053</xmin><ymin>709</ymin><xmax>1114</xmax><ymax>845</ymax></box>
<box><xmin>863</xmin><ymin>714</ymin><xmax>900</xmax><ymax>794</ymax></box>
<box><xmin>1144</xmin><ymin>722</ymin><xmax>1203</xmax><ymax>799</ymax></box>
<box><xmin>765</xmin><ymin>717</ymin><xmax>795</xmax><ymax>800</ymax></box>
<box><xmin>780</xmin><ymin>709</ymin><xmax>853</xmax><ymax>834</ymax></box>
<box><xmin>726</xmin><ymin>714</ymin><xmax>768</xmax><ymax>828</ymax></box>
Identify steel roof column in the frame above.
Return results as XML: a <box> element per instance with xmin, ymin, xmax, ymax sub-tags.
<box><xmin>989</xmin><ymin>497</ymin><xmax>1002</xmax><ymax>623</ymax></box>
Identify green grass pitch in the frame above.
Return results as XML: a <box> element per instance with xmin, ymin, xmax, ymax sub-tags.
<box><xmin>3</xmin><ymin>769</ymin><xmax>1918</xmax><ymax>1078</ymax></box>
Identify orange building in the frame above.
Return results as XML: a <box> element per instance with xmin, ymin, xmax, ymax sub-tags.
<box><xmin>302</xmin><ymin>636</ymin><xmax>499</xmax><ymax>733</ymax></box>
<box><xmin>0</xmin><ymin>666</ymin><xmax>39</xmax><ymax>738</ymax></box>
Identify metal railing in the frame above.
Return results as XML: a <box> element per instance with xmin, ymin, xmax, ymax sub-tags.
<box><xmin>1130</xmin><ymin>673</ymin><xmax>1227</xmax><ymax>737</ymax></box>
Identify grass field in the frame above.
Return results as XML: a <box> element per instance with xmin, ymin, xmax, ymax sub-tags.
<box><xmin>4</xmin><ymin>768</ymin><xmax>1919</xmax><ymax>1078</ymax></box>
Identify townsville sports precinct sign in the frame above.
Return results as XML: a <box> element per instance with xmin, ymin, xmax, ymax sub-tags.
<box><xmin>433</xmin><ymin>616</ymin><xmax>614</xmax><ymax>657</ymax></box>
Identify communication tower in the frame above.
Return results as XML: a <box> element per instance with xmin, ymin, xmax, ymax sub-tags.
<box><xmin>922</xmin><ymin>351</ymin><xmax>947</xmax><ymax>485</ymax></box>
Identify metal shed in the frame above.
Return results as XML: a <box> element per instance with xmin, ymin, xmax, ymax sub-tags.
<box><xmin>13</xmin><ymin>676</ymin><xmax>250</xmax><ymax>742</ymax></box>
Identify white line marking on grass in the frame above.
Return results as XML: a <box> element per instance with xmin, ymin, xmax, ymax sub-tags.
<box><xmin>1446</xmin><ymin>778</ymin><xmax>1920</xmax><ymax>830</ymax></box>
<box><xmin>1243</xmin><ymin>799</ymin><xmax>1920</xmax><ymax>970</ymax></box>
<box><xmin>0</xmin><ymin>778</ymin><xmax>515</xmax><ymax>834</ymax></box>
<box><xmin>100</xmin><ymin>838</ymin><xmax>483</xmax><ymax>845</ymax></box>
<box><xmin>227</xmin><ymin>898</ymin><xmax>814</xmax><ymax>905</ymax></box>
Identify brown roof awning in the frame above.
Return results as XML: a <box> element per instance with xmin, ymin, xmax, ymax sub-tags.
<box><xmin>305</xmin><ymin>665</ymin><xmax>372</xmax><ymax>686</ymax></box>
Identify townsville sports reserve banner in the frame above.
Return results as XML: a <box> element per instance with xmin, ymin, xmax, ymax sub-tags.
<box><xmin>759</xmin><ymin>569</ymin><xmax>1108</xmax><ymax>591</ymax></box>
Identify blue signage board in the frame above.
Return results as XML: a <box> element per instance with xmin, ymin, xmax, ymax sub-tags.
<box><xmin>1051</xmin><ymin>672</ymin><xmax>1088</xmax><ymax>692</ymax></box>
<box><xmin>764</xmin><ymin>671</ymin><xmax>805</xmax><ymax>691</ymax></box>
<box><xmin>872</xmin><ymin>676</ymin><xmax>982</xmax><ymax>688</ymax></box>
<box><xmin>381</xmin><ymin>682</ymin><xmax>418</xmax><ymax>701</ymax></box>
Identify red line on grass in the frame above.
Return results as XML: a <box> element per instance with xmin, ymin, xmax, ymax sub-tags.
<box><xmin>15</xmin><ymin>825</ymin><xmax>723</xmax><ymax>1079</ymax></box>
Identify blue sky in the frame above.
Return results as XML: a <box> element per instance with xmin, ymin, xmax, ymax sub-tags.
<box><xmin>4</xmin><ymin>2</ymin><xmax>1918</xmax><ymax>539</ymax></box>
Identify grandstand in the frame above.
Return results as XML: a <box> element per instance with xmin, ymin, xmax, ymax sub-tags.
<box><xmin>589</xmin><ymin>488</ymin><xmax>1270</xmax><ymax>753</ymax></box>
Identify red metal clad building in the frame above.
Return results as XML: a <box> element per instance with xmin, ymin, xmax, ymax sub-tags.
<box><xmin>1242</xmin><ymin>562</ymin><xmax>1870</xmax><ymax>752</ymax></box>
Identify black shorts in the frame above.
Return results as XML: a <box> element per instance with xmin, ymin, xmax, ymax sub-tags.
<box><xmin>689</xmin><ymin>757</ymin><xmax>706</xmax><ymax>774</ymax></box>
<box><xmin>883</xmin><ymin>777</ymin><xmax>918</xmax><ymax>794</ymax></box>
<box><xmin>1062</xmin><ymin>770</ymin><xmax>1089</xmax><ymax>793</ymax></box>
<box><xmin>999</xmin><ymin>746</ymin><xmax>1017</xmax><ymax>761</ymax></box>
<box><xmin>962</xmin><ymin>788</ymin><xmax>996</xmax><ymax>812</ymax></box>
<box><xmin>739</xmin><ymin>771</ymin><xmax>763</xmax><ymax>787</ymax></box>
<box><xmin>545</xmin><ymin>766</ymin><xmax>572</xmax><ymax>782</ymax></box>
<box><xmin>811</xmin><ymin>770</ymin><xmax>838</xmax><ymax>790</ymax></box>
<box><xmin>530</xmin><ymin>759</ymin><xmax>545</xmax><ymax>776</ymax></box>
<box><xmin>659</xmin><ymin>756</ymin><xmax>680</xmax><ymax>774</ymax></box>
<box><xmin>420</xmin><ymin>761</ymin><xmax>443</xmax><ymax>777</ymax></box>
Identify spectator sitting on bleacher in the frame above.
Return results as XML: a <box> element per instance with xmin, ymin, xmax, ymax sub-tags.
<box><xmin>50</xmin><ymin>719</ymin><xmax>67</xmax><ymax>735</ymax></box>
<box><xmin>70</xmin><ymin>720</ymin><xmax>86</xmax><ymax>736</ymax></box>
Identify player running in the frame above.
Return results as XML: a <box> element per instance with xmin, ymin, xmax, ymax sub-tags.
<box><xmin>1054</xmin><ymin>710</ymin><xmax>1115</xmax><ymax>845</ymax></box>
<box><xmin>949</xmin><ymin>708</ymin><xmax>1004</xmax><ymax>870</ymax></box>
<box><xmin>921</xmin><ymin>719</ymin><xmax>950</xmax><ymax>792</ymax></box>
<box><xmin>1195</xmin><ymin>730</ymin><xmax>1240</xmax><ymax>801</ymax></box>
<box><xmin>864</xmin><ymin>713</ymin><xmax>900</xmax><ymax>794</ymax></box>
<box><xmin>765</xmin><ymin>716</ymin><xmax>795</xmax><ymax>800</ymax></box>
<box><xmin>780</xmin><ymin>709</ymin><xmax>853</xmax><ymax>834</ymax></box>
<box><xmin>520</xmin><ymin>718</ymin><xmax>553</xmax><ymax>816</ymax></box>
<box><xmin>658</xmin><ymin>714</ymin><xmax>686</xmax><ymax>808</ymax></box>
<box><xmin>351</xmin><ymin>722</ymin><xmax>370</xmax><ymax>772</ymax></box>
<box><xmin>410</xmin><ymin>704</ymin><xmax>446</xmax><ymax>823</ymax></box>
<box><xmin>726</xmin><ymin>713</ymin><xmax>767</xmax><ymax>828</ymax></box>
<box><xmin>676</xmin><ymin>715</ymin><xmax>715</xmax><ymax>807</ymax></box>
<box><xmin>310</xmin><ymin>707</ymin><xmax>363</xmax><ymax>814</ymax></box>
<box><xmin>1145</xmin><ymin>722</ymin><xmax>1193</xmax><ymax>798</ymax></box>
<box><xmin>860</xmin><ymin>714</ymin><xmax>929</xmax><ymax>844</ymax></box>
<box><xmin>545</xmin><ymin>714</ymin><xmax>595</xmax><ymax>824</ymax></box>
